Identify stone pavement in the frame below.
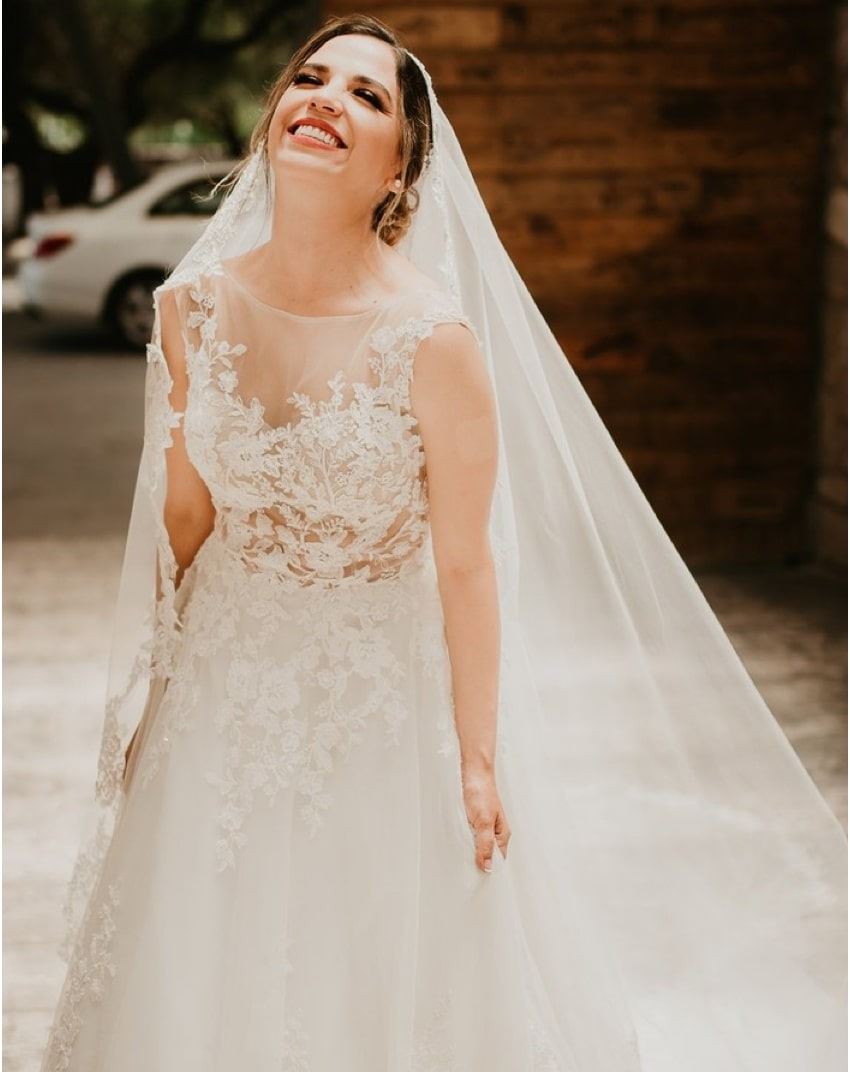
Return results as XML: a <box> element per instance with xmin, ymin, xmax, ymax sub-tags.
<box><xmin>3</xmin><ymin>310</ymin><xmax>846</xmax><ymax>1070</ymax></box>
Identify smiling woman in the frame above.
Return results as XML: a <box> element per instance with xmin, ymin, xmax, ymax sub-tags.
<box><xmin>40</xmin><ymin>11</ymin><xmax>847</xmax><ymax>1072</ymax></box>
<box><xmin>246</xmin><ymin>22</ymin><xmax>433</xmax><ymax>260</ymax></box>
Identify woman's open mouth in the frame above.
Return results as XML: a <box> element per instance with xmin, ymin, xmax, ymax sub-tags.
<box><xmin>287</xmin><ymin>122</ymin><xmax>346</xmax><ymax>151</ymax></box>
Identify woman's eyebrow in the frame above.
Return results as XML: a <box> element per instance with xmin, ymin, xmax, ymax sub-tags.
<box><xmin>299</xmin><ymin>62</ymin><xmax>392</xmax><ymax>103</ymax></box>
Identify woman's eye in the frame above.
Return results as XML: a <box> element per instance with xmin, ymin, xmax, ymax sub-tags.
<box><xmin>292</xmin><ymin>72</ymin><xmax>383</xmax><ymax>110</ymax></box>
<box><xmin>355</xmin><ymin>89</ymin><xmax>382</xmax><ymax>109</ymax></box>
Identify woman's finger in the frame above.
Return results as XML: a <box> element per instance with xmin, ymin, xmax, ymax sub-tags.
<box><xmin>494</xmin><ymin>810</ymin><xmax>511</xmax><ymax>857</ymax></box>
<box><xmin>473</xmin><ymin>821</ymin><xmax>496</xmax><ymax>872</ymax></box>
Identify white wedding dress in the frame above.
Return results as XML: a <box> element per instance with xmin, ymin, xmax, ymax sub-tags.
<box><xmin>40</xmin><ymin>51</ymin><xmax>847</xmax><ymax>1070</ymax></box>
<box><xmin>40</xmin><ymin>263</ymin><xmax>642</xmax><ymax>1071</ymax></box>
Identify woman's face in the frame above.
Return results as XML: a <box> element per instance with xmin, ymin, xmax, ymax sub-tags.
<box><xmin>267</xmin><ymin>34</ymin><xmax>402</xmax><ymax>215</ymax></box>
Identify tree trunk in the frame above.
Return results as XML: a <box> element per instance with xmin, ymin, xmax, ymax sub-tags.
<box><xmin>53</xmin><ymin>0</ymin><xmax>142</xmax><ymax>191</ymax></box>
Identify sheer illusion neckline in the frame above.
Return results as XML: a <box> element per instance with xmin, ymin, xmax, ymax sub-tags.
<box><xmin>219</xmin><ymin>262</ymin><xmax>410</xmax><ymax>321</ymax></box>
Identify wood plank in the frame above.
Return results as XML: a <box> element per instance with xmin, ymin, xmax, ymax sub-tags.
<box><xmin>475</xmin><ymin>170</ymin><xmax>815</xmax><ymax>220</ymax></box>
<box><xmin>559</xmin><ymin>327</ymin><xmax>811</xmax><ymax>375</ymax></box>
<box><xmin>439</xmin><ymin>85</ymin><xmax>824</xmax><ymax>123</ymax></box>
<box><xmin>492</xmin><ymin>5</ymin><xmax>831</xmax><ymax>50</ymax></box>
<box><xmin>333</xmin><ymin>0</ymin><xmax>828</xmax><ymax>10</ymax></box>
<box><xmin>437</xmin><ymin>127</ymin><xmax>823</xmax><ymax>174</ymax></box>
<box><xmin>332</xmin><ymin>3</ymin><xmax>831</xmax><ymax>48</ymax></box>
<box><xmin>422</xmin><ymin>47</ymin><xmax>822</xmax><ymax>90</ymax></box>
<box><xmin>493</xmin><ymin>213</ymin><xmax>811</xmax><ymax>254</ymax></box>
<box><xmin>511</xmin><ymin>249</ymin><xmax>819</xmax><ymax>297</ymax></box>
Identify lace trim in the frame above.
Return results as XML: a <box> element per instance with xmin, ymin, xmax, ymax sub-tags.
<box><xmin>136</xmin><ymin>544</ymin><xmax>453</xmax><ymax>870</ymax></box>
<box><xmin>43</xmin><ymin>881</ymin><xmax>122</xmax><ymax>1072</ymax></box>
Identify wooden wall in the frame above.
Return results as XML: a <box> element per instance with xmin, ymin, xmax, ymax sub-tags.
<box><xmin>326</xmin><ymin>1</ymin><xmax>836</xmax><ymax>566</ymax></box>
<box><xmin>814</xmin><ymin>4</ymin><xmax>847</xmax><ymax>570</ymax></box>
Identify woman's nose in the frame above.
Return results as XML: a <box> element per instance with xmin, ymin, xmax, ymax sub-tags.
<box><xmin>309</xmin><ymin>95</ymin><xmax>342</xmax><ymax>116</ymax></box>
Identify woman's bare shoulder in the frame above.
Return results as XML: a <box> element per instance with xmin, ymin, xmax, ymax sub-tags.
<box><xmin>384</xmin><ymin>249</ymin><xmax>448</xmax><ymax>304</ymax></box>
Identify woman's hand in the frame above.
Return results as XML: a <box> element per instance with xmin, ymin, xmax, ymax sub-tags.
<box><xmin>461</xmin><ymin>762</ymin><xmax>511</xmax><ymax>872</ymax></box>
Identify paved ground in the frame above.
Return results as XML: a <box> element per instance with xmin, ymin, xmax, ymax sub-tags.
<box><xmin>4</xmin><ymin>306</ymin><xmax>847</xmax><ymax>1070</ymax></box>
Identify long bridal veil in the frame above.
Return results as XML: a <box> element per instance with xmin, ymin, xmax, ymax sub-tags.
<box><xmin>62</xmin><ymin>44</ymin><xmax>846</xmax><ymax>1070</ymax></box>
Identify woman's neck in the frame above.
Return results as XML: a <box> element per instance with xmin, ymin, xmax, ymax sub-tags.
<box><xmin>261</xmin><ymin>191</ymin><xmax>392</xmax><ymax>307</ymax></box>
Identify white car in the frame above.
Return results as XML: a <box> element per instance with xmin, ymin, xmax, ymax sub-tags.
<box><xmin>17</xmin><ymin>158</ymin><xmax>239</xmax><ymax>348</ymax></box>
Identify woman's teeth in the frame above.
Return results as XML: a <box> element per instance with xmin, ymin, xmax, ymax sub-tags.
<box><xmin>292</xmin><ymin>124</ymin><xmax>342</xmax><ymax>147</ymax></box>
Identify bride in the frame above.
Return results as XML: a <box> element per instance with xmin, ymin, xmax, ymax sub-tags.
<box><xmin>41</xmin><ymin>14</ymin><xmax>846</xmax><ymax>1072</ymax></box>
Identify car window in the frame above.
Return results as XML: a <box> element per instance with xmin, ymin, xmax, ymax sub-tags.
<box><xmin>148</xmin><ymin>177</ymin><xmax>227</xmax><ymax>217</ymax></box>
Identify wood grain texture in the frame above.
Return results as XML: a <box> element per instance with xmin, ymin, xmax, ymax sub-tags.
<box><xmin>811</xmin><ymin>4</ymin><xmax>847</xmax><ymax>570</ymax></box>
<box><xmin>327</xmin><ymin>0</ymin><xmax>836</xmax><ymax>565</ymax></box>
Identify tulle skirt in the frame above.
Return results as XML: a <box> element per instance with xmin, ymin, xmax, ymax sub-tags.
<box><xmin>40</xmin><ymin>534</ymin><xmax>642</xmax><ymax>1072</ymax></box>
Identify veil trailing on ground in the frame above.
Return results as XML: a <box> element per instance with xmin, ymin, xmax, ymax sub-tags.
<box><xmin>63</xmin><ymin>46</ymin><xmax>846</xmax><ymax>1069</ymax></box>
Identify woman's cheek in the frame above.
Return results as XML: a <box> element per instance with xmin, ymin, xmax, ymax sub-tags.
<box><xmin>269</xmin><ymin>98</ymin><xmax>289</xmax><ymax>142</ymax></box>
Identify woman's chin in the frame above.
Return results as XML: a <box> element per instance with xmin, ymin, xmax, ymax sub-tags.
<box><xmin>271</xmin><ymin>152</ymin><xmax>345</xmax><ymax>183</ymax></box>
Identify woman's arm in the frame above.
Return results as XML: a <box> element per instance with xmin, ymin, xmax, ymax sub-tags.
<box><xmin>411</xmin><ymin>321</ymin><xmax>511</xmax><ymax>873</ymax></box>
<box><xmin>124</xmin><ymin>290</ymin><xmax>215</xmax><ymax>789</ymax></box>
<box><xmin>158</xmin><ymin>288</ymin><xmax>216</xmax><ymax>590</ymax></box>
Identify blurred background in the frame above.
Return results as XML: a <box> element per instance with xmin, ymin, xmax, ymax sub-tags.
<box><xmin>3</xmin><ymin>1</ymin><xmax>847</xmax><ymax>1067</ymax></box>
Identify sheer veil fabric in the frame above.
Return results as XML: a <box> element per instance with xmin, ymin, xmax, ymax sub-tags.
<box><xmin>54</xmin><ymin>47</ymin><xmax>846</xmax><ymax>1070</ymax></box>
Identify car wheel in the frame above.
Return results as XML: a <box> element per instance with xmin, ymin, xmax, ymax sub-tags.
<box><xmin>108</xmin><ymin>271</ymin><xmax>162</xmax><ymax>350</ymax></box>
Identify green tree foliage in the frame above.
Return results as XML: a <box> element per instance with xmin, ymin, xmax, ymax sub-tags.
<box><xmin>4</xmin><ymin>0</ymin><xmax>318</xmax><ymax>218</ymax></box>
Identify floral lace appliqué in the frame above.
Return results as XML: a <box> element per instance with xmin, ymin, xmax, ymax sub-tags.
<box><xmin>131</xmin><ymin>272</ymin><xmax>474</xmax><ymax>868</ymax></box>
<box><xmin>43</xmin><ymin>881</ymin><xmax>121</xmax><ymax>1072</ymax></box>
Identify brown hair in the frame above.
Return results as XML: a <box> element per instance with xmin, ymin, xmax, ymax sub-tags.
<box><xmin>218</xmin><ymin>14</ymin><xmax>432</xmax><ymax>246</ymax></box>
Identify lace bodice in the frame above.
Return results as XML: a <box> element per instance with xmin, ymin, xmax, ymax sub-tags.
<box><xmin>163</xmin><ymin>265</ymin><xmax>475</xmax><ymax>588</ymax></box>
